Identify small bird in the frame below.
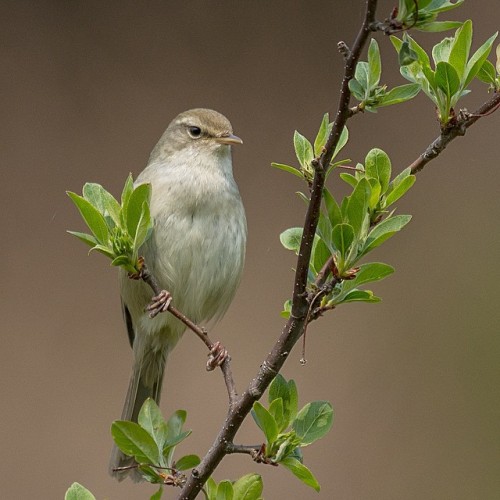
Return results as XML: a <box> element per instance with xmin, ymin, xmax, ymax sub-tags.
<box><xmin>109</xmin><ymin>109</ymin><xmax>247</xmax><ymax>481</ymax></box>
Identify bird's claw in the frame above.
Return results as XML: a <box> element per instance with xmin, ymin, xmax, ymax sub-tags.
<box><xmin>206</xmin><ymin>341</ymin><xmax>228</xmax><ymax>371</ymax></box>
<box><xmin>146</xmin><ymin>290</ymin><xmax>173</xmax><ymax>318</ymax></box>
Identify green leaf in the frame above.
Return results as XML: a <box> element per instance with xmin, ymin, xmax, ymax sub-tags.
<box><xmin>365</xmin><ymin>148</ymin><xmax>391</xmax><ymax>193</ymax></box>
<box><xmin>292</xmin><ymin>401</ymin><xmax>334</xmax><ymax>446</ymax></box>
<box><xmin>67</xmin><ymin>230</ymin><xmax>98</xmax><ymax>248</ymax></box>
<box><xmin>362</xmin><ymin>214</ymin><xmax>412</xmax><ymax>255</ymax></box>
<box><xmin>312</xmin><ymin>237</ymin><xmax>332</xmax><ymax>276</ymax></box>
<box><xmin>287</xmin><ymin>379</ymin><xmax>299</xmax><ymax>423</ymax></box>
<box><xmin>127</xmin><ymin>183</ymin><xmax>152</xmax><ymax>239</ymax></box>
<box><xmin>432</xmin><ymin>36</ymin><xmax>453</xmax><ymax>65</ymax></box>
<box><xmin>339</xmin><ymin>172</ymin><xmax>358</xmax><ymax>188</ymax></box>
<box><xmin>314</xmin><ymin>113</ymin><xmax>332</xmax><ymax>156</ymax></box>
<box><xmin>416</xmin><ymin>21</ymin><xmax>463</xmax><ymax>33</ymax></box>
<box><xmin>348</xmin><ymin>78</ymin><xmax>366</xmax><ymax>101</ymax></box>
<box><xmin>367</xmin><ymin>39</ymin><xmax>382</xmax><ymax>89</ymax></box>
<box><xmin>280</xmin><ymin>227</ymin><xmax>302</xmax><ymax>253</ymax></box>
<box><xmin>232</xmin><ymin>473</ymin><xmax>263</xmax><ymax>500</ymax></box>
<box><xmin>164</xmin><ymin>409</ymin><xmax>187</xmax><ymax>464</ymax></box>
<box><xmin>65</xmin><ymin>483</ymin><xmax>96</xmax><ymax>500</ymax></box>
<box><xmin>476</xmin><ymin>60</ymin><xmax>497</xmax><ymax>85</ymax></box>
<box><xmin>497</xmin><ymin>43</ymin><xmax>500</xmax><ymax>74</ymax></box>
<box><xmin>464</xmin><ymin>31</ymin><xmax>499</xmax><ymax>87</ymax></box>
<box><xmin>83</xmin><ymin>183</ymin><xmax>121</xmax><ymax>227</ymax></box>
<box><xmin>269</xmin><ymin>398</ymin><xmax>286</xmax><ymax>434</ymax></box>
<box><xmin>252</xmin><ymin>401</ymin><xmax>278</xmax><ymax>445</ymax></box>
<box><xmin>342</xmin><ymin>262</ymin><xmax>395</xmax><ymax>293</ymax></box>
<box><xmin>150</xmin><ymin>487</ymin><xmax>163</xmax><ymax>500</ymax></box>
<box><xmin>435</xmin><ymin>61</ymin><xmax>460</xmax><ymax>97</ymax></box>
<box><xmin>332</xmin><ymin>223</ymin><xmax>354</xmax><ymax>261</ymax></box>
<box><xmin>133</xmin><ymin>201</ymin><xmax>152</xmax><ymax>258</ymax></box>
<box><xmin>354</xmin><ymin>61</ymin><xmax>370</xmax><ymax>95</ymax></box>
<box><xmin>376</xmin><ymin>83</ymin><xmax>420</xmax><ymax>107</ymax></box>
<box><xmin>111</xmin><ymin>421</ymin><xmax>160</xmax><ymax>465</ymax></box>
<box><xmin>341</xmin><ymin>289</ymin><xmax>381</xmax><ymax>303</ymax></box>
<box><xmin>271</xmin><ymin>162</ymin><xmax>304</xmax><ymax>179</ymax></box>
<box><xmin>280</xmin><ymin>457</ymin><xmax>320</xmax><ymax>492</ymax></box>
<box><xmin>293</xmin><ymin>130</ymin><xmax>314</xmax><ymax>169</ymax></box>
<box><xmin>175</xmin><ymin>454</ymin><xmax>201</xmax><ymax>471</ymax></box>
<box><xmin>332</xmin><ymin>126</ymin><xmax>349</xmax><ymax>160</ymax></box>
<box><xmin>269</xmin><ymin>374</ymin><xmax>289</xmax><ymax>404</ymax></box>
<box><xmin>323</xmin><ymin>188</ymin><xmax>342</xmax><ymax>228</ymax></box>
<box><xmin>67</xmin><ymin>191</ymin><xmax>110</xmax><ymax>244</ymax></box>
<box><xmin>205</xmin><ymin>478</ymin><xmax>218</xmax><ymax>500</ymax></box>
<box><xmin>345</xmin><ymin>178</ymin><xmax>370</xmax><ymax>237</ymax></box>
<box><xmin>138</xmin><ymin>399</ymin><xmax>168</xmax><ymax>453</ymax></box>
<box><xmin>384</xmin><ymin>175</ymin><xmax>416</xmax><ymax>207</ymax></box>
<box><xmin>398</xmin><ymin>40</ymin><xmax>419</xmax><ymax>66</ymax></box>
<box><xmin>216</xmin><ymin>480</ymin><xmax>234</xmax><ymax>500</ymax></box>
<box><xmin>89</xmin><ymin>244</ymin><xmax>115</xmax><ymax>259</ymax></box>
<box><xmin>449</xmin><ymin>20</ymin><xmax>472</xmax><ymax>80</ymax></box>
<box><xmin>111</xmin><ymin>255</ymin><xmax>135</xmax><ymax>272</ymax></box>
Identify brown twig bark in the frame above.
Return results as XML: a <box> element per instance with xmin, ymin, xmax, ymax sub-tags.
<box><xmin>409</xmin><ymin>91</ymin><xmax>500</xmax><ymax>174</ymax></box>
<box><xmin>177</xmin><ymin>1</ymin><xmax>379</xmax><ymax>498</ymax></box>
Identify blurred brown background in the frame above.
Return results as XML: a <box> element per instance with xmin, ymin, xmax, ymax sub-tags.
<box><xmin>1</xmin><ymin>1</ymin><xmax>499</xmax><ymax>499</ymax></box>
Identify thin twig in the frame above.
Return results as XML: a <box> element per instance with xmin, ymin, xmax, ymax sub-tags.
<box><xmin>139</xmin><ymin>261</ymin><xmax>238</xmax><ymax>405</ymax></box>
<box><xmin>409</xmin><ymin>92</ymin><xmax>500</xmax><ymax>174</ymax></box>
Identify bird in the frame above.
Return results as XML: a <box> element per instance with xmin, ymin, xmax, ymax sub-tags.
<box><xmin>109</xmin><ymin>108</ymin><xmax>247</xmax><ymax>481</ymax></box>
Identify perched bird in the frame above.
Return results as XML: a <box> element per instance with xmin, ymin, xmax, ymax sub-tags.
<box><xmin>109</xmin><ymin>108</ymin><xmax>247</xmax><ymax>481</ymax></box>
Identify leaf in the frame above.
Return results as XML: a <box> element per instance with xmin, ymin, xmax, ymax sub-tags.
<box><xmin>293</xmin><ymin>130</ymin><xmax>314</xmax><ymax>169</ymax></box>
<box><xmin>435</xmin><ymin>61</ymin><xmax>460</xmax><ymax>98</ymax></box>
<box><xmin>111</xmin><ymin>421</ymin><xmax>160</xmax><ymax>464</ymax></box>
<box><xmin>476</xmin><ymin>60</ymin><xmax>497</xmax><ymax>85</ymax></box>
<box><xmin>269</xmin><ymin>398</ymin><xmax>286</xmax><ymax>434</ymax></box>
<box><xmin>164</xmin><ymin>409</ymin><xmax>187</xmax><ymax>464</ymax></box>
<box><xmin>65</xmin><ymin>483</ymin><xmax>96</xmax><ymax>500</ymax></box>
<box><xmin>216</xmin><ymin>480</ymin><xmax>234</xmax><ymax>500</ymax></box>
<box><xmin>292</xmin><ymin>401</ymin><xmax>334</xmax><ymax>446</ymax></box>
<box><xmin>312</xmin><ymin>237</ymin><xmax>331</xmax><ymax>276</ymax></box>
<box><xmin>398</xmin><ymin>40</ymin><xmax>419</xmax><ymax>66</ymax></box>
<box><xmin>367</xmin><ymin>39</ymin><xmax>382</xmax><ymax>89</ymax></box>
<box><xmin>175</xmin><ymin>454</ymin><xmax>201</xmax><ymax>471</ymax></box>
<box><xmin>432</xmin><ymin>36</ymin><xmax>453</xmax><ymax>65</ymax></box>
<box><xmin>362</xmin><ymin>214</ymin><xmax>412</xmax><ymax>255</ymax></box>
<box><xmin>354</xmin><ymin>61</ymin><xmax>370</xmax><ymax>95</ymax></box>
<box><xmin>348</xmin><ymin>78</ymin><xmax>366</xmax><ymax>101</ymax></box>
<box><xmin>449</xmin><ymin>20</ymin><xmax>472</xmax><ymax>80</ymax></box>
<box><xmin>497</xmin><ymin>43</ymin><xmax>500</xmax><ymax>74</ymax></box>
<box><xmin>67</xmin><ymin>230</ymin><xmax>98</xmax><ymax>248</ymax></box>
<box><xmin>287</xmin><ymin>379</ymin><xmax>299</xmax><ymax>423</ymax></box>
<box><xmin>280</xmin><ymin>227</ymin><xmax>302</xmax><ymax>253</ymax></box>
<box><xmin>341</xmin><ymin>289</ymin><xmax>381</xmax><ymax>303</ymax></box>
<box><xmin>464</xmin><ymin>32</ymin><xmax>499</xmax><ymax>87</ymax></box>
<box><xmin>271</xmin><ymin>162</ymin><xmax>304</xmax><ymax>179</ymax></box>
<box><xmin>138</xmin><ymin>399</ymin><xmax>168</xmax><ymax>453</ymax></box>
<box><xmin>205</xmin><ymin>478</ymin><xmax>218</xmax><ymax>499</ymax></box>
<box><xmin>252</xmin><ymin>402</ymin><xmax>278</xmax><ymax>445</ymax></box>
<box><xmin>376</xmin><ymin>83</ymin><xmax>420</xmax><ymax>107</ymax></box>
<box><xmin>127</xmin><ymin>183</ymin><xmax>152</xmax><ymax>239</ymax></box>
<box><xmin>133</xmin><ymin>201</ymin><xmax>152</xmax><ymax>258</ymax></box>
<box><xmin>341</xmin><ymin>262</ymin><xmax>395</xmax><ymax>294</ymax></box>
<box><xmin>331</xmin><ymin>223</ymin><xmax>354</xmax><ymax>261</ymax></box>
<box><xmin>332</xmin><ymin>126</ymin><xmax>349</xmax><ymax>160</ymax></box>
<box><xmin>89</xmin><ymin>244</ymin><xmax>115</xmax><ymax>259</ymax></box>
<box><xmin>345</xmin><ymin>178</ymin><xmax>370</xmax><ymax>237</ymax></box>
<box><xmin>314</xmin><ymin>113</ymin><xmax>332</xmax><ymax>156</ymax></box>
<box><xmin>67</xmin><ymin>192</ymin><xmax>109</xmax><ymax>244</ymax></box>
<box><xmin>280</xmin><ymin>457</ymin><xmax>320</xmax><ymax>492</ymax></box>
<box><xmin>150</xmin><ymin>487</ymin><xmax>163</xmax><ymax>500</ymax></box>
<box><xmin>339</xmin><ymin>172</ymin><xmax>358</xmax><ymax>188</ymax></box>
<box><xmin>384</xmin><ymin>175</ymin><xmax>416</xmax><ymax>207</ymax></box>
<box><xmin>232</xmin><ymin>473</ymin><xmax>263</xmax><ymax>500</ymax></box>
<box><xmin>416</xmin><ymin>21</ymin><xmax>463</xmax><ymax>33</ymax></box>
<box><xmin>365</xmin><ymin>148</ymin><xmax>391</xmax><ymax>193</ymax></box>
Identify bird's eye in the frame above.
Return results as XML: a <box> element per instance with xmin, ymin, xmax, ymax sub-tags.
<box><xmin>187</xmin><ymin>126</ymin><xmax>202</xmax><ymax>138</ymax></box>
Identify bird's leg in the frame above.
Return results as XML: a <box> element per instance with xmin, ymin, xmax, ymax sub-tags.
<box><xmin>146</xmin><ymin>290</ymin><xmax>173</xmax><ymax>318</ymax></box>
<box><xmin>206</xmin><ymin>340</ymin><xmax>229</xmax><ymax>371</ymax></box>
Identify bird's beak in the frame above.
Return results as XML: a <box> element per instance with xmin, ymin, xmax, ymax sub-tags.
<box><xmin>216</xmin><ymin>133</ymin><xmax>243</xmax><ymax>145</ymax></box>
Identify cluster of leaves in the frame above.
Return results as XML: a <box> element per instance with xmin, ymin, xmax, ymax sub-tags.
<box><xmin>203</xmin><ymin>474</ymin><xmax>263</xmax><ymax>500</ymax></box>
<box><xmin>278</xmin><ymin>114</ymin><xmax>415</xmax><ymax>317</ymax></box>
<box><xmin>251</xmin><ymin>374</ymin><xmax>333</xmax><ymax>492</ymax></box>
<box><xmin>349</xmin><ymin>39</ymin><xmax>421</xmax><ymax>112</ymax></box>
<box><xmin>394</xmin><ymin>0</ymin><xmax>464</xmax><ymax>32</ymax></box>
<box><xmin>67</xmin><ymin>175</ymin><xmax>153</xmax><ymax>274</ymax></box>
<box><xmin>392</xmin><ymin>20</ymin><xmax>499</xmax><ymax>125</ymax></box>
<box><xmin>111</xmin><ymin>399</ymin><xmax>200</xmax><ymax>498</ymax></box>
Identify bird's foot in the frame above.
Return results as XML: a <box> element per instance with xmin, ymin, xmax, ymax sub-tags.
<box><xmin>146</xmin><ymin>290</ymin><xmax>173</xmax><ymax>318</ymax></box>
<box><xmin>206</xmin><ymin>341</ymin><xmax>228</xmax><ymax>371</ymax></box>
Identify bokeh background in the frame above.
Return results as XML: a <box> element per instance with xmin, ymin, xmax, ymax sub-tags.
<box><xmin>1</xmin><ymin>1</ymin><xmax>499</xmax><ymax>498</ymax></box>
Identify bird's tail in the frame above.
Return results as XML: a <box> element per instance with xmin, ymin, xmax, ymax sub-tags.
<box><xmin>109</xmin><ymin>347</ymin><xmax>167</xmax><ymax>482</ymax></box>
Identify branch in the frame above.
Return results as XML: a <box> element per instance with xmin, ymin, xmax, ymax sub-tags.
<box><xmin>409</xmin><ymin>91</ymin><xmax>500</xmax><ymax>174</ymax></box>
<box><xmin>177</xmin><ymin>2</ymin><xmax>379</xmax><ymax>498</ymax></box>
<box><xmin>139</xmin><ymin>261</ymin><xmax>238</xmax><ymax>405</ymax></box>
